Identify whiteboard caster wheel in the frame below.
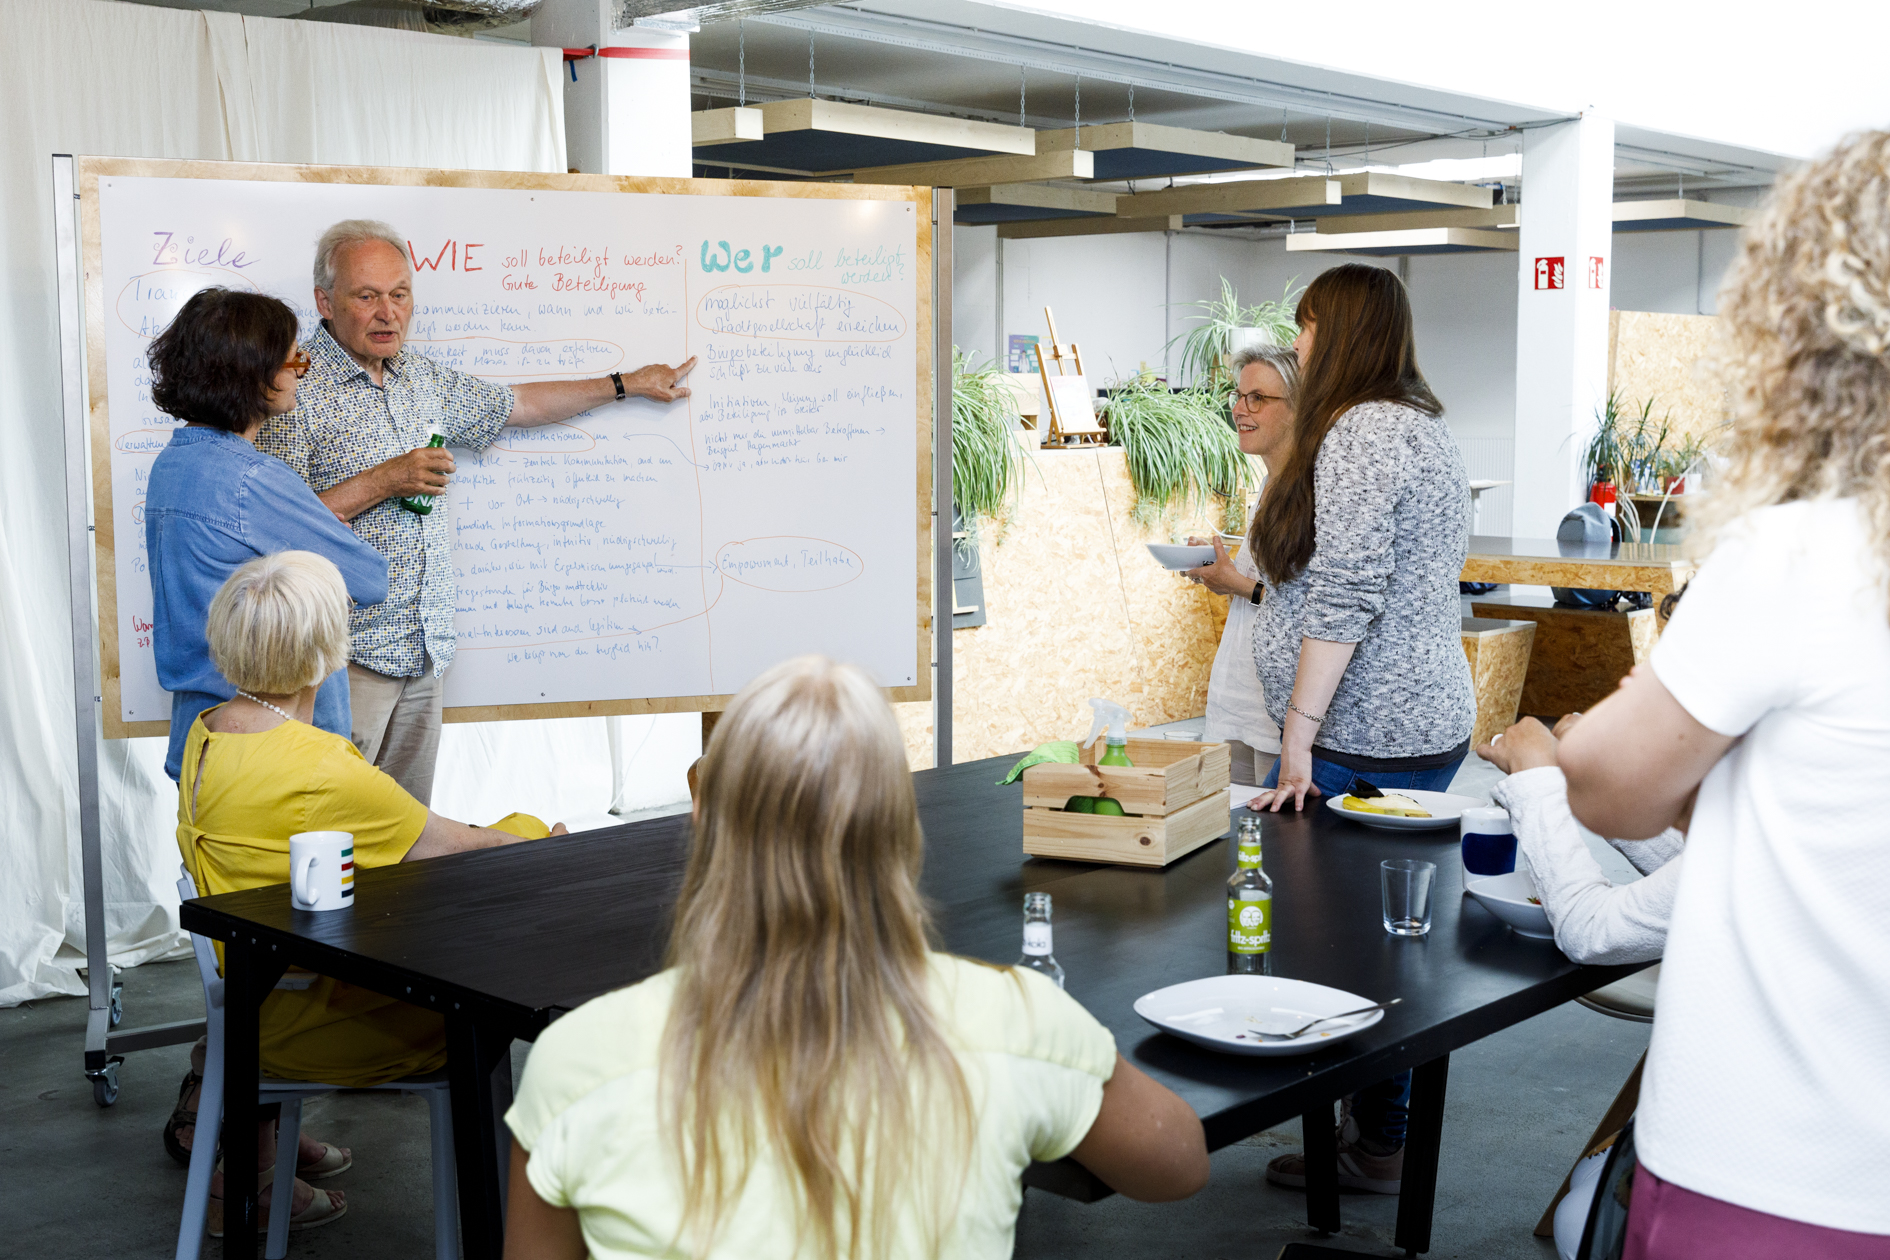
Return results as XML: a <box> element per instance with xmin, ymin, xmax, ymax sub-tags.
<box><xmin>109</xmin><ymin>982</ymin><xmax>124</xmax><ymax>1027</ymax></box>
<box><xmin>90</xmin><ymin>1057</ymin><xmax>124</xmax><ymax>1107</ymax></box>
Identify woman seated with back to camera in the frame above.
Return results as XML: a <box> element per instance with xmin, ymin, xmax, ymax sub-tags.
<box><xmin>179</xmin><ymin>550</ymin><xmax>564</xmax><ymax>1233</ymax></box>
<box><xmin>502</xmin><ymin>655</ymin><xmax>1210</xmax><ymax>1260</ymax></box>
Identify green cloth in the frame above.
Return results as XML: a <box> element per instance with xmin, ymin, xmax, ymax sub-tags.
<box><xmin>998</xmin><ymin>741</ymin><xmax>1080</xmax><ymax>785</ymax></box>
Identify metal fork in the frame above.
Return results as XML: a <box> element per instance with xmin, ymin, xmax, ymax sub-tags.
<box><xmin>1254</xmin><ymin>998</ymin><xmax>1401</xmax><ymax>1040</ymax></box>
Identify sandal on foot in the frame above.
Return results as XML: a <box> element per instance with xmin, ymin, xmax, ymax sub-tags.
<box><xmin>162</xmin><ymin>1069</ymin><xmax>201</xmax><ymax>1168</ymax></box>
<box><xmin>298</xmin><ymin>1141</ymin><xmax>352</xmax><ymax>1181</ymax></box>
<box><xmin>207</xmin><ymin>1181</ymin><xmax>348</xmax><ymax>1237</ymax></box>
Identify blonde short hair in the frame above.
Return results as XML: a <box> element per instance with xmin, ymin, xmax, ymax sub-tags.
<box><xmin>207</xmin><ymin>552</ymin><xmax>351</xmax><ymax>695</ymax></box>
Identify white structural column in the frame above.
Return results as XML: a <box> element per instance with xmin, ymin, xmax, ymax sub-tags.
<box><xmin>531</xmin><ymin>0</ymin><xmax>692</xmax><ymax>178</ymax></box>
<box><xmin>1511</xmin><ymin>112</ymin><xmax>1614</xmax><ymax>537</ymax></box>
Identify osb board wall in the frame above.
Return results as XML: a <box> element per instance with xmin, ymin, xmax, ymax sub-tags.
<box><xmin>894</xmin><ymin>445</ymin><xmax>1245</xmax><ymax>769</ymax></box>
<box><xmin>1607</xmin><ymin>310</ymin><xmax>1730</xmax><ymax>442</ymax></box>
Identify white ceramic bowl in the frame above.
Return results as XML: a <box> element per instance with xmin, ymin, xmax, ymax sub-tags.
<box><xmin>1134</xmin><ymin>974</ymin><xmax>1386</xmax><ymax>1057</ymax></box>
<box><xmin>1465</xmin><ymin>869</ymin><xmax>1555</xmax><ymax>940</ymax></box>
<box><xmin>1325</xmin><ymin>788</ymin><xmax>1484</xmax><ymax>832</ymax></box>
<box><xmin>1147</xmin><ymin>542</ymin><xmax>1215</xmax><ymax>571</ymax></box>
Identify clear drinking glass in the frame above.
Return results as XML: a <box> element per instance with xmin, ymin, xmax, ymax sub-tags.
<box><xmin>1381</xmin><ymin>858</ymin><xmax>1436</xmax><ymax>937</ymax></box>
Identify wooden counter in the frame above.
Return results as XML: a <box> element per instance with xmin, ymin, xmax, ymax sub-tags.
<box><xmin>1460</xmin><ymin>535</ymin><xmax>1695</xmax><ymax>598</ymax></box>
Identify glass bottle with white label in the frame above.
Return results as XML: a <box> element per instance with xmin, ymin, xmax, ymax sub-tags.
<box><xmin>1017</xmin><ymin>891</ymin><xmax>1066</xmax><ymax>989</ymax></box>
<box><xmin>1227</xmin><ymin>817</ymin><xmax>1274</xmax><ymax>975</ymax></box>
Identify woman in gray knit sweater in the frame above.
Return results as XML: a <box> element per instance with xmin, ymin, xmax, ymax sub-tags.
<box><xmin>1247</xmin><ymin>262</ymin><xmax>1474</xmax><ymax>1198</ymax></box>
<box><xmin>1249</xmin><ymin>263</ymin><xmax>1474</xmax><ymax>811</ymax></box>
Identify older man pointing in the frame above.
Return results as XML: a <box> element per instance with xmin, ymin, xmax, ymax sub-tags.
<box><xmin>258</xmin><ymin>219</ymin><xmax>696</xmax><ymax>804</ymax></box>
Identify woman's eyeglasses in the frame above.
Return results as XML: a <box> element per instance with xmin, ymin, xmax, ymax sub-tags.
<box><xmin>1233</xmin><ymin>390</ymin><xmax>1286</xmax><ymax>411</ymax></box>
<box><xmin>285</xmin><ymin>350</ymin><xmax>312</xmax><ymax>379</ymax></box>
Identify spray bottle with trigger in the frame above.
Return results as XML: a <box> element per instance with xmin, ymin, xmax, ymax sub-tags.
<box><xmin>1083</xmin><ymin>699</ymin><xmax>1134</xmax><ymax>816</ymax></box>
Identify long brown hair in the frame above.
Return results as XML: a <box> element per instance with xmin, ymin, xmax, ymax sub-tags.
<box><xmin>1253</xmin><ymin>264</ymin><xmax>1441</xmax><ymax>583</ymax></box>
<box><xmin>661</xmin><ymin>656</ymin><xmax>971</xmax><ymax>1259</ymax></box>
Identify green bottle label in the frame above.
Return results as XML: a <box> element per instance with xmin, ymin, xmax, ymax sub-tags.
<box><xmin>1228</xmin><ymin>895</ymin><xmax>1272</xmax><ymax>954</ymax></box>
<box><xmin>1236</xmin><ymin>840</ymin><xmax>1263</xmax><ymax>870</ymax></box>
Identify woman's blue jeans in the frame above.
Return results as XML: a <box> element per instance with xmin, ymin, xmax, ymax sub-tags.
<box><xmin>1261</xmin><ymin>751</ymin><xmax>1465</xmax><ymax>1149</ymax></box>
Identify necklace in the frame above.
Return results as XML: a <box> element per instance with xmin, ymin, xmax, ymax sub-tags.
<box><xmin>236</xmin><ymin>691</ymin><xmax>296</xmax><ymax>722</ymax></box>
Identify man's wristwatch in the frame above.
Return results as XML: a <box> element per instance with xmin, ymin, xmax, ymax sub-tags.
<box><xmin>610</xmin><ymin>371</ymin><xmax>626</xmax><ymax>401</ymax></box>
<box><xmin>1247</xmin><ymin>581</ymin><xmax>1263</xmax><ymax>605</ymax></box>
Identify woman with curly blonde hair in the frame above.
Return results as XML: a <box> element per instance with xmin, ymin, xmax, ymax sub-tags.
<box><xmin>1560</xmin><ymin>132</ymin><xmax>1890</xmax><ymax>1257</ymax></box>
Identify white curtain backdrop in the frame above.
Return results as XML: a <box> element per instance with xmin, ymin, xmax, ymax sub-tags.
<box><xmin>0</xmin><ymin>0</ymin><xmax>696</xmax><ymax>1007</ymax></box>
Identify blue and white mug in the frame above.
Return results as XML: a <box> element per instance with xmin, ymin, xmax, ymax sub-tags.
<box><xmin>1459</xmin><ymin>806</ymin><xmax>1517</xmax><ymax>884</ymax></box>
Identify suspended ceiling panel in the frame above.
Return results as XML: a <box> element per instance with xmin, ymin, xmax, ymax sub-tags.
<box><xmin>1285</xmin><ymin>227</ymin><xmax>1518</xmax><ymax>256</ymax></box>
<box><xmin>1035</xmin><ymin>120</ymin><xmax>1292</xmax><ymax>179</ymax></box>
<box><xmin>1610</xmin><ymin>198</ymin><xmax>1754</xmax><ymax>231</ymax></box>
<box><xmin>1122</xmin><ymin>171</ymin><xmax>1492</xmax><ymax>223</ymax></box>
<box><xmin>1315</xmin><ymin>205</ymin><xmax>1518</xmax><ymax>233</ymax></box>
<box><xmin>954</xmin><ymin>183</ymin><xmax>1116</xmax><ymax>225</ymax></box>
<box><xmin>850</xmin><ymin>149</ymin><xmax>1093</xmax><ymax>186</ymax></box>
<box><xmin>997</xmin><ymin>215</ymin><xmax>1182</xmax><ymax>240</ymax></box>
<box><xmin>688</xmin><ymin>97</ymin><xmax>1035</xmax><ymax>172</ymax></box>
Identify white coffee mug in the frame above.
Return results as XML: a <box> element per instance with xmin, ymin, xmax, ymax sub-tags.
<box><xmin>289</xmin><ymin>831</ymin><xmax>356</xmax><ymax>912</ymax></box>
<box><xmin>1459</xmin><ymin>805</ymin><xmax>1517</xmax><ymax>886</ymax></box>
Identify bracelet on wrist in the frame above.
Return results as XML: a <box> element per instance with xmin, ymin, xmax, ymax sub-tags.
<box><xmin>1286</xmin><ymin>701</ymin><xmax>1325</xmax><ymax>725</ymax></box>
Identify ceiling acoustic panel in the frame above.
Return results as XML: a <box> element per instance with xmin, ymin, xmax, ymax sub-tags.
<box><xmin>1036</xmin><ymin>121</ymin><xmax>1293</xmax><ymax>181</ymax></box>
<box><xmin>1285</xmin><ymin>226</ymin><xmax>1519</xmax><ymax>256</ymax></box>
<box><xmin>953</xmin><ymin>183</ymin><xmax>1116</xmax><ymax>225</ymax></box>
<box><xmin>1119</xmin><ymin>172</ymin><xmax>1491</xmax><ymax>223</ymax></box>
<box><xmin>688</xmin><ymin>98</ymin><xmax>1035</xmax><ymax>175</ymax></box>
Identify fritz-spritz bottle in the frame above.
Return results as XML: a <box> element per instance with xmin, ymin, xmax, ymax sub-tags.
<box><xmin>1227</xmin><ymin>817</ymin><xmax>1273</xmax><ymax>975</ymax></box>
<box><xmin>399</xmin><ymin>422</ymin><xmax>448</xmax><ymax>515</ymax></box>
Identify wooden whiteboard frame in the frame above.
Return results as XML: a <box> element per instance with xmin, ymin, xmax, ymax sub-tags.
<box><xmin>75</xmin><ymin>156</ymin><xmax>934</xmax><ymax>737</ymax></box>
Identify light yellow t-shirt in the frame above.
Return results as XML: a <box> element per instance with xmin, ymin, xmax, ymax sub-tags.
<box><xmin>506</xmin><ymin>955</ymin><xmax>1117</xmax><ymax>1260</ymax></box>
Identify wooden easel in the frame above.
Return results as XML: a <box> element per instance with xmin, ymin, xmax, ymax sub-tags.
<box><xmin>1034</xmin><ymin>306</ymin><xmax>1107</xmax><ymax>446</ymax></box>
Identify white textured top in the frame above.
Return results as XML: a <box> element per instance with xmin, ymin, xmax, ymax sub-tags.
<box><xmin>1203</xmin><ymin>529</ymin><xmax>1282</xmax><ymax>754</ymax></box>
<box><xmin>1492</xmin><ymin>766</ymin><xmax>1682</xmax><ymax>966</ymax></box>
<box><xmin>1640</xmin><ymin>498</ymin><xmax>1890</xmax><ymax>1234</ymax></box>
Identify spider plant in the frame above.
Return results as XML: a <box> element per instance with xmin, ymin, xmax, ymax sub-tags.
<box><xmin>1105</xmin><ymin>371</ymin><xmax>1258</xmax><ymax>533</ymax></box>
<box><xmin>1164</xmin><ymin>277</ymin><xmax>1302</xmax><ymax>391</ymax></box>
<box><xmin>950</xmin><ymin>349</ymin><xmax>1030</xmax><ymax>542</ymax></box>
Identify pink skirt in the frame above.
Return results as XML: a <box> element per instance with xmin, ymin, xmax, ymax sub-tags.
<box><xmin>1624</xmin><ymin>1164</ymin><xmax>1890</xmax><ymax>1259</ymax></box>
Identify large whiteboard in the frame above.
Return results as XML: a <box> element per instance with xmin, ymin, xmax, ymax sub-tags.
<box><xmin>79</xmin><ymin>158</ymin><xmax>932</xmax><ymax>737</ymax></box>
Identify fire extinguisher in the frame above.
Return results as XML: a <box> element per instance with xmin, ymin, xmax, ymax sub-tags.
<box><xmin>1589</xmin><ymin>479</ymin><xmax>1617</xmax><ymax>509</ymax></box>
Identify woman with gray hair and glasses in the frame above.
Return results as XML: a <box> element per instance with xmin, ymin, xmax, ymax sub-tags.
<box><xmin>1183</xmin><ymin>343</ymin><xmax>1301</xmax><ymax>786</ymax></box>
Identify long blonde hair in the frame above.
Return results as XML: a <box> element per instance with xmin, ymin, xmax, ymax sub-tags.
<box><xmin>1691</xmin><ymin>130</ymin><xmax>1890</xmax><ymax>594</ymax></box>
<box><xmin>661</xmin><ymin>656</ymin><xmax>972</xmax><ymax>1259</ymax></box>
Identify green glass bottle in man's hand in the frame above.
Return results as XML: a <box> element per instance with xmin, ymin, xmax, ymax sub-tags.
<box><xmin>399</xmin><ymin>424</ymin><xmax>449</xmax><ymax>514</ymax></box>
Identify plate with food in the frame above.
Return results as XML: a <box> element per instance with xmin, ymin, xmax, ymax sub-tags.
<box><xmin>1325</xmin><ymin>785</ymin><xmax>1483</xmax><ymax>831</ymax></box>
<box><xmin>1134</xmin><ymin>975</ymin><xmax>1390</xmax><ymax>1057</ymax></box>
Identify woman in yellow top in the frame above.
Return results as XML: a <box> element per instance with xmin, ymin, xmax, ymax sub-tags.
<box><xmin>177</xmin><ymin>550</ymin><xmax>561</xmax><ymax>1233</ymax></box>
<box><xmin>502</xmin><ymin>655</ymin><xmax>1210</xmax><ymax>1260</ymax></box>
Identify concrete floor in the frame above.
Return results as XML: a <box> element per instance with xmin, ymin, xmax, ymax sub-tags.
<box><xmin>3</xmin><ymin>933</ymin><xmax>1646</xmax><ymax>1259</ymax></box>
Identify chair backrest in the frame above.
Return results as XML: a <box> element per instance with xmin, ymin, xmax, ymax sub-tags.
<box><xmin>1575</xmin><ymin>1117</ymin><xmax>1637</xmax><ymax>1260</ymax></box>
<box><xmin>177</xmin><ymin>864</ymin><xmax>224</xmax><ymax>1014</ymax></box>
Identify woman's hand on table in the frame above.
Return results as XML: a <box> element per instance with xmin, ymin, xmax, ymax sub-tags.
<box><xmin>1182</xmin><ymin>536</ymin><xmax>1257</xmax><ymax>600</ymax></box>
<box><xmin>1475</xmin><ymin>716</ymin><xmax>1561</xmax><ymax>775</ymax></box>
<box><xmin>1249</xmin><ymin>743</ymin><xmax>1322</xmax><ymax>812</ymax></box>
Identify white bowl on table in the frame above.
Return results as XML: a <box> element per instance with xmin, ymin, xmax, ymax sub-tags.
<box><xmin>1465</xmin><ymin>869</ymin><xmax>1555</xmax><ymax>940</ymax></box>
<box><xmin>1147</xmin><ymin>542</ymin><xmax>1214</xmax><ymax>571</ymax></box>
<box><xmin>1325</xmin><ymin>789</ymin><xmax>1483</xmax><ymax>832</ymax></box>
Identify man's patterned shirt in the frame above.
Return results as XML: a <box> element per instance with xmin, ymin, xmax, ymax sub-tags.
<box><xmin>257</xmin><ymin>323</ymin><xmax>512</xmax><ymax>678</ymax></box>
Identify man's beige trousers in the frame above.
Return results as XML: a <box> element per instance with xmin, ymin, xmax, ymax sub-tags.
<box><xmin>348</xmin><ymin>656</ymin><xmax>442</xmax><ymax>805</ymax></box>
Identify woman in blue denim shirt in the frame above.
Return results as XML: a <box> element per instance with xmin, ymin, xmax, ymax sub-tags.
<box><xmin>144</xmin><ymin>288</ymin><xmax>389</xmax><ymax>784</ymax></box>
<box><xmin>146</xmin><ymin>289</ymin><xmax>390</xmax><ymax>1216</ymax></box>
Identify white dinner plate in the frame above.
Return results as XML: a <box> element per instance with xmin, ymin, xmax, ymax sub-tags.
<box><xmin>1146</xmin><ymin>542</ymin><xmax>1215</xmax><ymax>571</ymax></box>
<box><xmin>1135</xmin><ymin>975</ymin><xmax>1388</xmax><ymax>1057</ymax></box>
<box><xmin>1325</xmin><ymin>788</ymin><xmax>1483</xmax><ymax>831</ymax></box>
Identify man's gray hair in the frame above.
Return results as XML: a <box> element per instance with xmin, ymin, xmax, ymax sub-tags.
<box><xmin>313</xmin><ymin>220</ymin><xmax>410</xmax><ymax>292</ymax></box>
<box><xmin>1232</xmin><ymin>341</ymin><xmax>1302</xmax><ymax>404</ymax></box>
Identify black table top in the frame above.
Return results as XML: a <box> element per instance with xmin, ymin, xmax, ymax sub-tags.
<box><xmin>182</xmin><ymin>755</ymin><xmax>1641</xmax><ymax>1155</ymax></box>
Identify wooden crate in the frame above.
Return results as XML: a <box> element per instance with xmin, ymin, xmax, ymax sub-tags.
<box><xmin>1020</xmin><ymin>738</ymin><xmax>1232</xmax><ymax>867</ymax></box>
